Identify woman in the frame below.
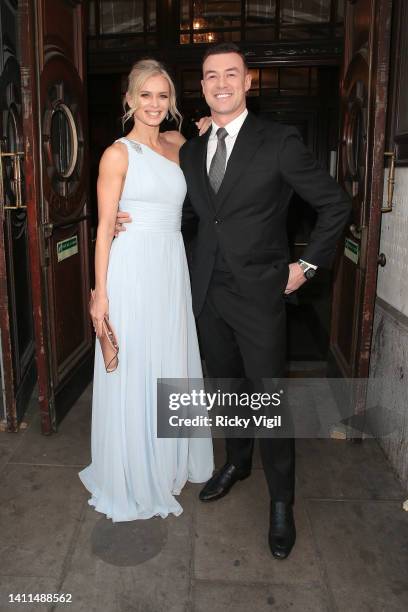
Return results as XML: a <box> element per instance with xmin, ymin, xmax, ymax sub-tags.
<box><xmin>78</xmin><ymin>59</ymin><xmax>214</xmax><ymax>521</ymax></box>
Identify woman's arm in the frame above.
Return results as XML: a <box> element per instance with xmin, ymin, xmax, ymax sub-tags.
<box><xmin>163</xmin><ymin>130</ymin><xmax>186</xmax><ymax>148</ymax></box>
<box><xmin>91</xmin><ymin>143</ymin><xmax>127</xmax><ymax>337</ymax></box>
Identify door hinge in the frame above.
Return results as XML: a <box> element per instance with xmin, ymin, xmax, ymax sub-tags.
<box><xmin>43</xmin><ymin>222</ymin><xmax>54</xmax><ymax>238</ymax></box>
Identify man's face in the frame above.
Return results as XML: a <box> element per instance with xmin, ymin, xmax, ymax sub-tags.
<box><xmin>201</xmin><ymin>52</ymin><xmax>251</xmax><ymax>121</ymax></box>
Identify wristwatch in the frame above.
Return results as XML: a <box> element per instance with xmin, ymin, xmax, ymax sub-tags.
<box><xmin>298</xmin><ymin>259</ymin><xmax>317</xmax><ymax>280</ymax></box>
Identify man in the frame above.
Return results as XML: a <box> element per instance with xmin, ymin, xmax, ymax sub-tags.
<box><xmin>117</xmin><ymin>43</ymin><xmax>351</xmax><ymax>559</ymax></box>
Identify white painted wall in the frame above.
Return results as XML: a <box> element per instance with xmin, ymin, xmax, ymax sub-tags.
<box><xmin>377</xmin><ymin>167</ymin><xmax>408</xmax><ymax>315</ymax></box>
<box><xmin>370</xmin><ymin>166</ymin><xmax>408</xmax><ymax>489</ymax></box>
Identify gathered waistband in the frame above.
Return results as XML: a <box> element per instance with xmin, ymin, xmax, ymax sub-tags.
<box><xmin>119</xmin><ymin>199</ymin><xmax>182</xmax><ymax>232</ymax></box>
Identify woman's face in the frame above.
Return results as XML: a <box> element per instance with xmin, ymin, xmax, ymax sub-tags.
<box><xmin>128</xmin><ymin>74</ymin><xmax>171</xmax><ymax>127</ymax></box>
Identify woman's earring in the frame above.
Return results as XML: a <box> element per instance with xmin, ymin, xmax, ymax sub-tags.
<box><xmin>166</xmin><ymin>112</ymin><xmax>170</xmax><ymax>121</ymax></box>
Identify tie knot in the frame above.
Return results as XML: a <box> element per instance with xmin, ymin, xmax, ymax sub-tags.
<box><xmin>216</xmin><ymin>127</ymin><xmax>228</xmax><ymax>141</ymax></box>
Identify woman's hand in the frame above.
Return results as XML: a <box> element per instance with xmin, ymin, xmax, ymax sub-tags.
<box><xmin>195</xmin><ymin>116</ymin><xmax>212</xmax><ymax>136</ymax></box>
<box><xmin>90</xmin><ymin>291</ymin><xmax>109</xmax><ymax>338</ymax></box>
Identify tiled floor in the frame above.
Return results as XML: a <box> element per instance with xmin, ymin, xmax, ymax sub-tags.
<box><xmin>0</xmin><ymin>385</ymin><xmax>407</xmax><ymax>612</ymax></box>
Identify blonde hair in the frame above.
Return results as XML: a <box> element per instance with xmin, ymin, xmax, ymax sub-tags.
<box><xmin>122</xmin><ymin>59</ymin><xmax>182</xmax><ymax>130</ymax></box>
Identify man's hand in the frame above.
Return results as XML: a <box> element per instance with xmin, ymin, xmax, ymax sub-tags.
<box><xmin>284</xmin><ymin>262</ymin><xmax>307</xmax><ymax>294</ymax></box>
<box><xmin>195</xmin><ymin>116</ymin><xmax>212</xmax><ymax>136</ymax></box>
<box><xmin>114</xmin><ymin>211</ymin><xmax>132</xmax><ymax>237</ymax></box>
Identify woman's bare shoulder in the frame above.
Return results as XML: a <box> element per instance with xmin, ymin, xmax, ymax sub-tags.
<box><xmin>99</xmin><ymin>141</ymin><xmax>128</xmax><ymax>172</ymax></box>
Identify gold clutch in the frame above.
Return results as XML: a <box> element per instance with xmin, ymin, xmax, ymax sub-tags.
<box><xmin>90</xmin><ymin>290</ymin><xmax>119</xmax><ymax>373</ymax></box>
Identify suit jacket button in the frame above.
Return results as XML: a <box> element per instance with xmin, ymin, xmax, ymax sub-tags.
<box><xmin>214</xmin><ymin>218</ymin><xmax>220</xmax><ymax>224</ymax></box>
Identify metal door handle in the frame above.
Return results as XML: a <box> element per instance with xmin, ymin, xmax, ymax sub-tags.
<box><xmin>0</xmin><ymin>149</ymin><xmax>27</xmax><ymax>210</ymax></box>
<box><xmin>378</xmin><ymin>253</ymin><xmax>386</xmax><ymax>267</ymax></box>
<box><xmin>349</xmin><ymin>223</ymin><xmax>363</xmax><ymax>240</ymax></box>
<box><xmin>381</xmin><ymin>151</ymin><xmax>395</xmax><ymax>213</ymax></box>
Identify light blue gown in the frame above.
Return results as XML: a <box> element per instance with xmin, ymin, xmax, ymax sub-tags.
<box><xmin>79</xmin><ymin>137</ymin><xmax>214</xmax><ymax>521</ymax></box>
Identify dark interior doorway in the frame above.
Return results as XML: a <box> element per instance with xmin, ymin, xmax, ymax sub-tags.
<box><xmin>87</xmin><ymin>64</ymin><xmax>340</xmax><ymax>368</ymax></box>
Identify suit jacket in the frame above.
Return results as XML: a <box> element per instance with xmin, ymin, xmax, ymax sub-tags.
<box><xmin>179</xmin><ymin>111</ymin><xmax>351</xmax><ymax>317</ymax></box>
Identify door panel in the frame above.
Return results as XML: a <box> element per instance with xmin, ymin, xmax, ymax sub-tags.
<box><xmin>329</xmin><ymin>0</ymin><xmax>392</xmax><ymax>385</ymax></box>
<box><xmin>19</xmin><ymin>0</ymin><xmax>92</xmax><ymax>433</ymax></box>
<box><xmin>0</xmin><ymin>0</ymin><xmax>36</xmax><ymax>431</ymax></box>
<box><xmin>50</xmin><ymin>222</ymin><xmax>90</xmax><ymax>381</ymax></box>
<box><xmin>41</xmin><ymin>54</ymin><xmax>91</xmax><ymax>391</ymax></box>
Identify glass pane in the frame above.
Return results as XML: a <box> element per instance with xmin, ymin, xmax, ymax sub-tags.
<box><xmin>280</xmin><ymin>0</ymin><xmax>331</xmax><ymax>24</ymax></box>
<box><xmin>246</xmin><ymin>0</ymin><xmax>276</xmax><ymax>25</ymax></box>
<box><xmin>147</xmin><ymin>0</ymin><xmax>156</xmax><ymax>31</ymax></box>
<box><xmin>51</xmin><ymin>110</ymin><xmax>71</xmax><ymax>175</ymax></box>
<box><xmin>6</xmin><ymin>108</ymin><xmax>17</xmax><ymax>153</ymax></box>
<box><xmin>50</xmin><ymin>105</ymin><xmax>78</xmax><ymax>179</ymax></box>
<box><xmin>99</xmin><ymin>1</ymin><xmax>146</xmax><ymax>34</ymax></box>
<box><xmin>180</xmin><ymin>33</ymin><xmax>190</xmax><ymax>44</ymax></box>
<box><xmin>245</xmin><ymin>27</ymin><xmax>275</xmax><ymax>41</ymax></box>
<box><xmin>193</xmin><ymin>30</ymin><xmax>241</xmax><ymax>44</ymax></box>
<box><xmin>193</xmin><ymin>31</ymin><xmax>219</xmax><ymax>44</ymax></box>
<box><xmin>193</xmin><ymin>1</ymin><xmax>241</xmax><ymax>30</ymax></box>
<box><xmin>4</xmin><ymin>107</ymin><xmax>19</xmax><ymax>203</ymax></box>
<box><xmin>180</xmin><ymin>0</ymin><xmax>190</xmax><ymax>30</ymax></box>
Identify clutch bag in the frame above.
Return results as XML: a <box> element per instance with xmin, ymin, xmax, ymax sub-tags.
<box><xmin>90</xmin><ymin>290</ymin><xmax>119</xmax><ymax>373</ymax></box>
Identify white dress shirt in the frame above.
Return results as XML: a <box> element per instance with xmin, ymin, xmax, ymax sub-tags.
<box><xmin>206</xmin><ymin>108</ymin><xmax>248</xmax><ymax>173</ymax></box>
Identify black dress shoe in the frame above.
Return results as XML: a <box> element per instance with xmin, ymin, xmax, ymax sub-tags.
<box><xmin>199</xmin><ymin>463</ymin><xmax>251</xmax><ymax>502</ymax></box>
<box><xmin>268</xmin><ymin>501</ymin><xmax>296</xmax><ymax>560</ymax></box>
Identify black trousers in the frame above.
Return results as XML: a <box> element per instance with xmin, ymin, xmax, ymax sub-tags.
<box><xmin>197</xmin><ymin>267</ymin><xmax>295</xmax><ymax>504</ymax></box>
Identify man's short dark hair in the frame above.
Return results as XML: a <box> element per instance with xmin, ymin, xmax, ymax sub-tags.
<box><xmin>202</xmin><ymin>43</ymin><xmax>248</xmax><ymax>71</ymax></box>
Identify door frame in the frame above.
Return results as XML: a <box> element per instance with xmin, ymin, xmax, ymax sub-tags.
<box><xmin>0</xmin><ymin>0</ymin><xmax>37</xmax><ymax>431</ymax></box>
<box><xmin>18</xmin><ymin>0</ymin><xmax>54</xmax><ymax>433</ymax></box>
<box><xmin>19</xmin><ymin>0</ymin><xmax>93</xmax><ymax>434</ymax></box>
<box><xmin>329</xmin><ymin>0</ymin><xmax>393</xmax><ymax>397</ymax></box>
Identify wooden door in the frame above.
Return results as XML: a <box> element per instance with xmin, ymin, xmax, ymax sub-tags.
<box><xmin>329</xmin><ymin>0</ymin><xmax>392</xmax><ymax>386</ymax></box>
<box><xmin>19</xmin><ymin>0</ymin><xmax>93</xmax><ymax>433</ymax></box>
<box><xmin>0</xmin><ymin>0</ymin><xmax>36</xmax><ymax>431</ymax></box>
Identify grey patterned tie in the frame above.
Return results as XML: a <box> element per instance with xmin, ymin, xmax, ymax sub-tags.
<box><xmin>208</xmin><ymin>127</ymin><xmax>228</xmax><ymax>194</ymax></box>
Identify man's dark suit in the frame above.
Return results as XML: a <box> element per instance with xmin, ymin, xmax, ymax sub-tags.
<box><xmin>179</xmin><ymin>111</ymin><xmax>351</xmax><ymax>502</ymax></box>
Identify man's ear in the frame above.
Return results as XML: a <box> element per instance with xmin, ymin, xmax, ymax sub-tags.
<box><xmin>244</xmin><ymin>71</ymin><xmax>252</xmax><ymax>93</ymax></box>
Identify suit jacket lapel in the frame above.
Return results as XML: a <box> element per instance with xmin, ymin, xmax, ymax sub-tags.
<box><xmin>214</xmin><ymin>112</ymin><xmax>264</xmax><ymax>212</ymax></box>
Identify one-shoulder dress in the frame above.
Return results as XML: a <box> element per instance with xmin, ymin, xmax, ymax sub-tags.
<box><xmin>78</xmin><ymin>137</ymin><xmax>214</xmax><ymax>521</ymax></box>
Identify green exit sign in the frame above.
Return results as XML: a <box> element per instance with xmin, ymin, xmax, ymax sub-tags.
<box><xmin>344</xmin><ymin>237</ymin><xmax>359</xmax><ymax>265</ymax></box>
<box><xmin>57</xmin><ymin>235</ymin><xmax>78</xmax><ymax>262</ymax></box>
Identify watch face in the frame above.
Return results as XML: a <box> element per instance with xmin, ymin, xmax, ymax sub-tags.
<box><xmin>305</xmin><ymin>268</ymin><xmax>316</xmax><ymax>280</ymax></box>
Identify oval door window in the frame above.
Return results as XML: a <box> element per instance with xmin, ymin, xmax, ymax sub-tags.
<box><xmin>6</xmin><ymin>104</ymin><xmax>18</xmax><ymax>151</ymax></box>
<box><xmin>344</xmin><ymin>79</ymin><xmax>367</xmax><ymax>183</ymax></box>
<box><xmin>4</xmin><ymin>104</ymin><xmax>24</xmax><ymax>207</ymax></box>
<box><xmin>346</xmin><ymin>102</ymin><xmax>363</xmax><ymax>179</ymax></box>
<box><xmin>50</xmin><ymin>103</ymin><xmax>78</xmax><ymax>179</ymax></box>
